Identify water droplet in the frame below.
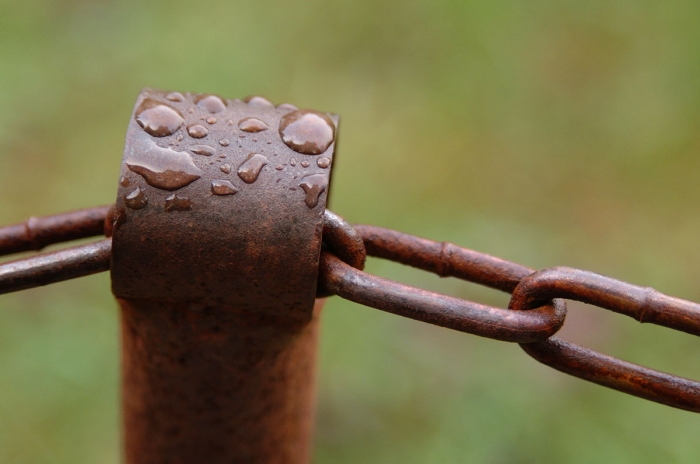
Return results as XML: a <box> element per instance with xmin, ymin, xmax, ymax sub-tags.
<box><xmin>164</xmin><ymin>194</ymin><xmax>193</xmax><ymax>212</ymax></box>
<box><xmin>187</xmin><ymin>108</ymin><xmax>195</xmax><ymax>114</ymax></box>
<box><xmin>166</xmin><ymin>92</ymin><xmax>185</xmax><ymax>102</ymax></box>
<box><xmin>226</xmin><ymin>119</ymin><xmax>234</xmax><ymax>126</ymax></box>
<box><xmin>301</xmin><ymin>160</ymin><xmax>310</xmax><ymax>168</ymax></box>
<box><xmin>211</xmin><ymin>180</ymin><xmax>239</xmax><ymax>196</ymax></box>
<box><xmin>190</xmin><ymin>145</ymin><xmax>215</xmax><ymax>156</ymax></box>
<box><xmin>176</xmin><ymin>133</ymin><xmax>184</xmax><ymax>141</ymax></box>
<box><xmin>237</xmin><ymin>153</ymin><xmax>269</xmax><ymax>184</ymax></box>
<box><xmin>238</xmin><ymin>134</ymin><xmax>246</xmax><ymax>139</ymax></box>
<box><xmin>252</xmin><ymin>137</ymin><xmax>258</xmax><ymax>142</ymax></box>
<box><xmin>219</xmin><ymin>139</ymin><xmax>230</xmax><ymax>147</ymax></box>
<box><xmin>206</xmin><ymin>116</ymin><xmax>217</xmax><ymax>125</ymax></box>
<box><xmin>125</xmin><ymin>187</ymin><xmax>148</xmax><ymax>210</ymax></box>
<box><xmin>277</xmin><ymin>103</ymin><xmax>298</xmax><ymax>111</ymax></box>
<box><xmin>317</xmin><ymin>157</ymin><xmax>331</xmax><ymax>168</ymax></box>
<box><xmin>135</xmin><ymin>99</ymin><xmax>184</xmax><ymax>137</ymax></box>
<box><xmin>126</xmin><ymin>140</ymin><xmax>203</xmax><ymax>190</ymax></box>
<box><xmin>120</xmin><ymin>176</ymin><xmax>130</xmax><ymax>187</ymax></box>
<box><xmin>219</xmin><ymin>154</ymin><xmax>226</xmax><ymax>159</ymax></box>
<box><xmin>220</xmin><ymin>164</ymin><xmax>231</xmax><ymax>174</ymax></box>
<box><xmin>243</xmin><ymin>95</ymin><xmax>274</xmax><ymax>108</ymax></box>
<box><xmin>239</xmin><ymin>117</ymin><xmax>269</xmax><ymax>133</ymax></box>
<box><xmin>279</xmin><ymin>110</ymin><xmax>335</xmax><ymax>155</ymax></box>
<box><xmin>195</xmin><ymin>94</ymin><xmax>227</xmax><ymax>113</ymax></box>
<box><xmin>187</xmin><ymin>124</ymin><xmax>209</xmax><ymax>138</ymax></box>
<box><xmin>299</xmin><ymin>174</ymin><xmax>327</xmax><ymax>209</ymax></box>
<box><xmin>113</xmin><ymin>207</ymin><xmax>127</xmax><ymax>232</ymax></box>
<box><xmin>290</xmin><ymin>158</ymin><xmax>297</xmax><ymax>166</ymax></box>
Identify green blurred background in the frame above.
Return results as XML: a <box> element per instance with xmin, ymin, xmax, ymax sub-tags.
<box><xmin>1</xmin><ymin>0</ymin><xmax>700</xmax><ymax>462</ymax></box>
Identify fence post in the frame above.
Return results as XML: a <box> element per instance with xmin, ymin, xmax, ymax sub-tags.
<box><xmin>109</xmin><ymin>89</ymin><xmax>337</xmax><ymax>463</ymax></box>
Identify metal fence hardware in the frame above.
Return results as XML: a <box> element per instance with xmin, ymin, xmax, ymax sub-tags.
<box><xmin>1</xmin><ymin>88</ymin><xmax>699</xmax><ymax>463</ymax></box>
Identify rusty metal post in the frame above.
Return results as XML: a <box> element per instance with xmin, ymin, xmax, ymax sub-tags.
<box><xmin>109</xmin><ymin>89</ymin><xmax>338</xmax><ymax>463</ymax></box>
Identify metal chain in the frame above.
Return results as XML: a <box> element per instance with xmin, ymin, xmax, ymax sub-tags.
<box><xmin>1</xmin><ymin>206</ymin><xmax>700</xmax><ymax>412</ymax></box>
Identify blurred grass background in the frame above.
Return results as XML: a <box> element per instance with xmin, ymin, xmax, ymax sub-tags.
<box><xmin>1</xmin><ymin>0</ymin><xmax>700</xmax><ymax>462</ymax></box>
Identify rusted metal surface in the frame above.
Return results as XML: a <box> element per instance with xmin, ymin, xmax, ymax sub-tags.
<box><xmin>319</xmin><ymin>225</ymin><xmax>566</xmax><ymax>343</ymax></box>
<box><xmin>111</xmin><ymin>89</ymin><xmax>338</xmax><ymax>463</ymax></box>
<box><xmin>0</xmin><ymin>205</ymin><xmax>110</xmax><ymax>256</ymax></box>
<box><xmin>321</xmin><ymin>223</ymin><xmax>700</xmax><ymax>411</ymax></box>
<box><xmin>120</xmin><ymin>299</ymin><xmax>323</xmax><ymax>463</ymax></box>
<box><xmin>510</xmin><ymin>267</ymin><xmax>700</xmax><ymax>335</ymax></box>
<box><xmin>321</xmin><ymin>211</ymin><xmax>366</xmax><ymax>272</ymax></box>
<box><xmin>353</xmin><ymin>225</ymin><xmax>532</xmax><ymax>292</ymax></box>
<box><xmin>511</xmin><ymin>267</ymin><xmax>700</xmax><ymax>412</ymax></box>
<box><xmin>521</xmin><ymin>338</ymin><xmax>700</xmax><ymax>412</ymax></box>
<box><xmin>0</xmin><ymin>239</ymin><xmax>111</xmax><ymax>294</ymax></box>
<box><xmin>0</xmin><ymin>200</ymin><xmax>699</xmax><ymax>419</ymax></box>
<box><xmin>316</xmin><ymin>210</ymin><xmax>366</xmax><ymax>297</ymax></box>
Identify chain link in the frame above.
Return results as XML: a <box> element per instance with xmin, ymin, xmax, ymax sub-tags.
<box><xmin>319</xmin><ymin>226</ymin><xmax>566</xmax><ymax>343</ymax></box>
<box><xmin>1</xmin><ymin>206</ymin><xmax>699</xmax><ymax>412</ymax></box>
<box><xmin>510</xmin><ymin>267</ymin><xmax>700</xmax><ymax>412</ymax></box>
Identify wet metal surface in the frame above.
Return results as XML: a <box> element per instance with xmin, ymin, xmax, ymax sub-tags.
<box><xmin>111</xmin><ymin>88</ymin><xmax>338</xmax><ymax>464</ymax></box>
<box><xmin>111</xmin><ymin>89</ymin><xmax>338</xmax><ymax>308</ymax></box>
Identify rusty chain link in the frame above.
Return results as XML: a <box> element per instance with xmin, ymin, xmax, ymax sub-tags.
<box><xmin>1</xmin><ymin>206</ymin><xmax>700</xmax><ymax>412</ymax></box>
<box><xmin>319</xmin><ymin>226</ymin><xmax>566</xmax><ymax>343</ymax></box>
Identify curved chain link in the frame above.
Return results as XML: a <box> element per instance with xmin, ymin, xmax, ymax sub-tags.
<box><xmin>510</xmin><ymin>267</ymin><xmax>700</xmax><ymax>412</ymax></box>
<box><xmin>319</xmin><ymin>220</ymin><xmax>566</xmax><ymax>343</ymax></box>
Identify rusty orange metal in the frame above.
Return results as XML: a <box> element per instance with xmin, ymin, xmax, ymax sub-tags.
<box><xmin>111</xmin><ymin>89</ymin><xmax>338</xmax><ymax>464</ymax></box>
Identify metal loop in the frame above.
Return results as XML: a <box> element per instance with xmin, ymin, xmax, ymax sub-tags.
<box><xmin>0</xmin><ymin>239</ymin><xmax>112</xmax><ymax>295</ymax></box>
<box><xmin>0</xmin><ymin>205</ymin><xmax>110</xmax><ymax>256</ymax></box>
<box><xmin>317</xmin><ymin>210</ymin><xmax>367</xmax><ymax>297</ymax></box>
<box><xmin>510</xmin><ymin>266</ymin><xmax>700</xmax><ymax>335</ymax></box>
<box><xmin>319</xmin><ymin>225</ymin><xmax>566</xmax><ymax>343</ymax></box>
<box><xmin>511</xmin><ymin>266</ymin><xmax>700</xmax><ymax>412</ymax></box>
<box><xmin>0</xmin><ymin>206</ymin><xmax>112</xmax><ymax>294</ymax></box>
<box><xmin>353</xmin><ymin>225</ymin><xmax>533</xmax><ymax>292</ymax></box>
<box><xmin>321</xmin><ymin>211</ymin><xmax>366</xmax><ymax>271</ymax></box>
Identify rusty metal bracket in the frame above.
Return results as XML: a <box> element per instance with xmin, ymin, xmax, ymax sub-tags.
<box><xmin>110</xmin><ymin>89</ymin><xmax>338</xmax><ymax>463</ymax></box>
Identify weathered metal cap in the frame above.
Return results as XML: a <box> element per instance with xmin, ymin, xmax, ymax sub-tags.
<box><xmin>111</xmin><ymin>89</ymin><xmax>338</xmax><ymax>319</ymax></box>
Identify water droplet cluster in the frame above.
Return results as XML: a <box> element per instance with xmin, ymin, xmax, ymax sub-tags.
<box><xmin>120</xmin><ymin>91</ymin><xmax>335</xmax><ymax>217</ymax></box>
